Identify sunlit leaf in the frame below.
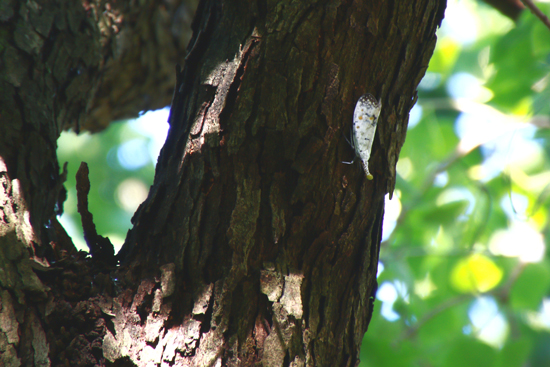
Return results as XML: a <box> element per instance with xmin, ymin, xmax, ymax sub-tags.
<box><xmin>450</xmin><ymin>254</ymin><xmax>503</xmax><ymax>293</ymax></box>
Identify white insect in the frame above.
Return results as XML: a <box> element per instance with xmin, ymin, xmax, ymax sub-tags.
<box><xmin>344</xmin><ymin>93</ymin><xmax>382</xmax><ymax>180</ymax></box>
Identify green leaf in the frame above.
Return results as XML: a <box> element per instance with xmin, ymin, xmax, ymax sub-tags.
<box><xmin>488</xmin><ymin>10</ymin><xmax>550</xmax><ymax>111</ymax></box>
<box><xmin>450</xmin><ymin>254</ymin><xmax>503</xmax><ymax>293</ymax></box>
<box><xmin>510</xmin><ymin>262</ymin><xmax>550</xmax><ymax>310</ymax></box>
<box><xmin>496</xmin><ymin>338</ymin><xmax>532</xmax><ymax>367</ymax></box>
<box><xmin>421</xmin><ymin>200</ymin><xmax>469</xmax><ymax>226</ymax></box>
<box><xmin>529</xmin><ymin>333</ymin><xmax>550</xmax><ymax>367</ymax></box>
<box><xmin>443</xmin><ymin>337</ymin><xmax>497</xmax><ymax>367</ymax></box>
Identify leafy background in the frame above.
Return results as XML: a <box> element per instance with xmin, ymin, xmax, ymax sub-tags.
<box><xmin>361</xmin><ymin>1</ymin><xmax>550</xmax><ymax>366</ymax></box>
<box><xmin>57</xmin><ymin>111</ymin><xmax>169</xmax><ymax>252</ymax></box>
<box><xmin>56</xmin><ymin>0</ymin><xmax>550</xmax><ymax>366</ymax></box>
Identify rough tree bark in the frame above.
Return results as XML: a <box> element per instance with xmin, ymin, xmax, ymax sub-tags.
<box><xmin>0</xmin><ymin>0</ymin><xmax>445</xmax><ymax>366</ymax></box>
<box><xmin>0</xmin><ymin>0</ymin><xmax>194</xmax><ymax>365</ymax></box>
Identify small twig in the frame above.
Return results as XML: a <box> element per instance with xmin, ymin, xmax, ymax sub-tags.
<box><xmin>396</xmin><ymin>294</ymin><xmax>472</xmax><ymax>343</ymax></box>
<box><xmin>76</xmin><ymin>162</ymin><xmax>95</xmax><ymax>240</ymax></box>
<box><xmin>522</xmin><ymin>0</ymin><xmax>550</xmax><ymax>31</ymax></box>
<box><xmin>395</xmin><ymin>261</ymin><xmax>527</xmax><ymax>343</ymax></box>
<box><xmin>76</xmin><ymin>162</ymin><xmax>116</xmax><ymax>265</ymax></box>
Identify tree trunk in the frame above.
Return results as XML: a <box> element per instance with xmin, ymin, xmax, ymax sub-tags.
<box><xmin>0</xmin><ymin>0</ymin><xmax>445</xmax><ymax>366</ymax></box>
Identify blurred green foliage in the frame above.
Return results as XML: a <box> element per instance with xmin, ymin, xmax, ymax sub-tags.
<box><xmin>57</xmin><ymin>119</ymin><xmax>161</xmax><ymax>252</ymax></box>
<box><xmin>360</xmin><ymin>1</ymin><xmax>550</xmax><ymax>366</ymax></box>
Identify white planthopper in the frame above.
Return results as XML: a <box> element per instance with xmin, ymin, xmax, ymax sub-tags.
<box><xmin>343</xmin><ymin>93</ymin><xmax>382</xmax><ymax>180</ymax></box>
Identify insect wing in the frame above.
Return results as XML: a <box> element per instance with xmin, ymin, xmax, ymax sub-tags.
<box><xmin>352</xmin><ymin>94</ymin><xmax>381</xmax><ymax>180</ymax></box>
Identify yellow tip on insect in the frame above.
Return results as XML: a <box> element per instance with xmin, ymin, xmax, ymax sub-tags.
<box><xmin>367</xmin><ymin>173</ymin><xmax>374</xmax><ymax>180</ymax></box>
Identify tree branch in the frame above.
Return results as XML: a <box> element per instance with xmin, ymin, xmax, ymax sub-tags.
<box><xmin>522</xmin><ymin>0</ymin><xmax>550</xmax><ymax>31</ymax></box>
<box><xmin>482</xmin><ymin>0</ymin><xmax>524</xmax><ymax>20</ymax></box>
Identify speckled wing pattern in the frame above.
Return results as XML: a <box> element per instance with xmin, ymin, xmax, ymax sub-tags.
<box><xmin>352</xmin><ymin>93</ymin><xmax>382</xmax><ymax>180</ymax></box>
